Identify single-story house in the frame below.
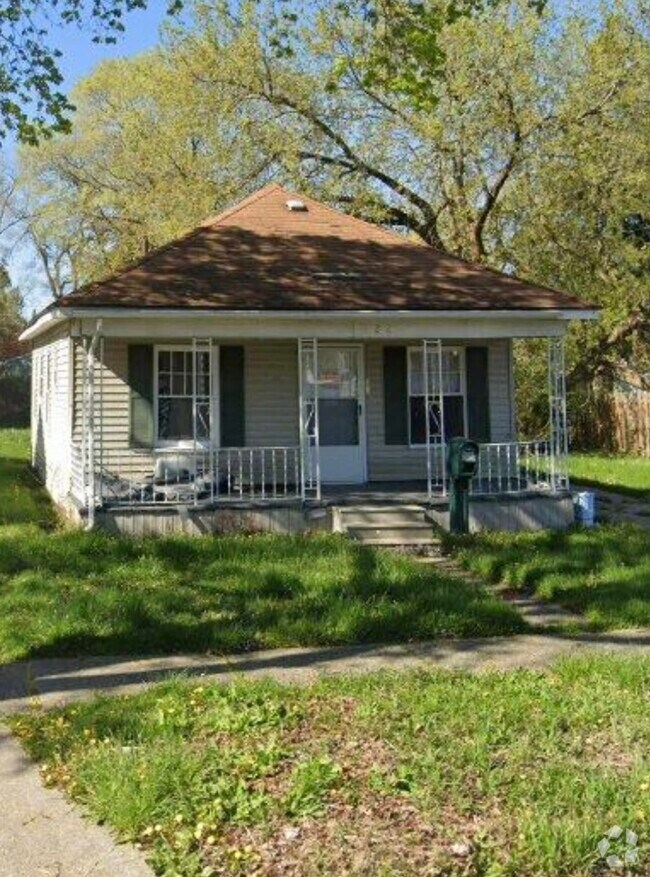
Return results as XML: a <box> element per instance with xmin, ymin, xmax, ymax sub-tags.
<box><xmin>21</xmin><ymin>184</ymin><xmax>597</xmax><ymax>539</ymax></box>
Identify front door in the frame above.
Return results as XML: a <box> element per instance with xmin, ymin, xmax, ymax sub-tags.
<box><xmin>316</xmin><ymin>346</ymin><xmax>366</xmax><ymax>484</ymax></box>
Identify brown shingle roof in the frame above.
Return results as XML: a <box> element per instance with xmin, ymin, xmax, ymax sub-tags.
<box><xmin>57</xmin><ymin>184</ymin><xmax>591</xmax><ymax>312</ymax></box>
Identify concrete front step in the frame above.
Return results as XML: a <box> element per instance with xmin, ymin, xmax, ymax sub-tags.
<box><xmin>337</xmin><ymin>509</ymin><xmax>430</xmax><ymax>528</ymax></box>
<box><xmin>348</xmin><ymin>525</ymin><xmax>436</xmax><ymax>546</ymax></box>
<box><xmin>335</xmin><ymin>504</ymin><xmax>440</xmax><ymax>546</ymax></box>
<box><xmin>350</xmin><ymin>534</ymin><xmax>438</xmax><ymax>548</ymax></box>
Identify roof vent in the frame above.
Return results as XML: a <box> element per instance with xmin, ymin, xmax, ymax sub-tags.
<box><xmin>286</xmin><ymin>199</ymin><xmax>307</xmax><ymax>212</ymax></box>
<box><xmin>312</xmin><ymin>271</ymin><xmax>364</xmax><ymax>282</ymax></box>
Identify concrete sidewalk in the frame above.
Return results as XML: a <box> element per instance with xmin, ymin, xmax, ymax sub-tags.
<box><xmin>0</xmin><ymin>725</ymin><xmax>153</xmax><ymax>877</ymax></box>
<box><xmin>2</xmin><ymin>629</ymin><xmax>650</xmax><ymax>716</ymax></box>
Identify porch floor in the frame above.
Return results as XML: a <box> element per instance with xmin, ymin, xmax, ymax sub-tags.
<box><xmin>321</xmin><ymin>481</ymin><xmax>431</xmax><ymax>506</ymax></box>
<box><xmin>320</xmin><ymin>479</ymin><xmax>564</xmax><ymax>507</ymax></box>
<box><xmin>97</xmin><ymin>479</ymin><xmax>566</xmax><ymax>512</ymax></box>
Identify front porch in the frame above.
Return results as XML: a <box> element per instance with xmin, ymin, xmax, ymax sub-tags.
<box><xmin>70</xmin><ymin>332</ymin><xmax>571</xmax><ymax>532</ymax></box>
<box><xmin>83</xmin><ymin>479</ymin><xmax>574</xmax><ymax>537</ymax></box>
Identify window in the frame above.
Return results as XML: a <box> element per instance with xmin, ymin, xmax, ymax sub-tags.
<box><xmin>156</xmin><ymin>348</ymin><xmax>211</xmax><ymax>443</ymax></box>
<box><xmin>408</xmin><ymin>347</ymin><xmax>466</xmax><ymax>444</ymax></box>
<box><xmin>315</xmin><ymin>348</ymin><xmax>360</xmax><ymax>446</ymax></box>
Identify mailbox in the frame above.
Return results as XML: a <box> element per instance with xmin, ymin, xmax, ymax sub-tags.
<box><xmin>447</xmin><ymin>438</ymin><xmax>479</xmax><ymax>480</ymax></box>
<box><xmin>446</xmin><ymin>438</ymin><xmax>479</xmax><ymax>534</ymax></box>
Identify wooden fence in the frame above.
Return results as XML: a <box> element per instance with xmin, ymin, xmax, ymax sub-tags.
<box><xmin>572</xmin><ymin>390</ymin><xmax>650</xmax><ymax>456</ymax></box>
<box><xmin>609</xmin><ymin>391</ymin><xmax>650</xmax><ymax>456</ymax></box>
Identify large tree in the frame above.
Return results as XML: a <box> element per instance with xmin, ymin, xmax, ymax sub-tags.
<box><xmin>18</xmin><ymin>47</ymin><xmax>277</xmax><ymax>286</ymax></box>
<box><xmin>0</xmin><ymin>264</ymin><xmax>29</xmax><ymax>426</ymax></box>
<box><xmin>15</xmin><ymin>0</ymin><xmax>650</xmax><ymax>436</ymax></box>
<box><xmin>0</xmin><ymin>263</ymin><xmax>23</xmax><ymax>359</ymax></box>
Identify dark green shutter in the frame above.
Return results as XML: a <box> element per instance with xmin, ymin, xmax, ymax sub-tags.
<box><xmin>383</xmin><ymin>346</ymin><xmax>409</xmax><ymax>445</ymax></box>
<box><xmin>466</xmin><ymin>346</ymin><xmax>491</xmax><ymax>442</ymax></box>
<box><xmin>444</xmin><ymin>396</ymin><xmax>465</xmax><ymax>440</ymax></box>
<box><xmin>220</xmin><ymin>345</ymin><xmax>245</xmax><ymax>447</ymax></box>
<box><xmin>128</xmin><ymin>344</ymin><xmax>154</xmax><ymax>448</ymax></box>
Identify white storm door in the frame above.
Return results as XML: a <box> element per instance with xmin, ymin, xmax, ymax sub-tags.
<box><xmin>317</xmin><ymin>346</ymin><xmax>366</xmax><ymax>484</ymax></box>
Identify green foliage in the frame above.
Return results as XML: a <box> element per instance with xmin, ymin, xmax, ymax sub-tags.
<box><xmin>18</xmin><ymin>41</ymin><xmax>280</xmax><ymax>285</ymax></box>
<box><xmin>284</xmin><ymin>755</ymin><xmax>342</xmax><ymax>817</ymax></box>
<box><xmin>0</xmin><ymin>265</ymin><xmax>29</xmax><ymax>426</ymax></box>
<box><xmin>453</xmin><ymin>522</ymin><xmax>650</xmax><ymax>630</ymax></box>
<box><xmin>0</xmin><ymin>428</ymin><xmax>523</xmax><ymax>663</ymax></box>
<box><xmin>0</xmin><ymin>0</ymin><xmax>182</xmax><ymax>144</ymax></box>
<box><xmin>0</xmin><ymin>263</ymin><xmax>24</xmax><ymax>357</ymax></box>
<box><xmin>11</xmin><ymin>657</ymin><xmax>650</xmax><ymax>875</ymax></box>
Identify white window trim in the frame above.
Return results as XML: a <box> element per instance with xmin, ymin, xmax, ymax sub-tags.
<box><xmin>406</xmin><ymin>345</ymin><xmax>468</xmax><ymax>448</ymax></box>
<box><xmin>153</xmin><ymin>343</ymin><xmax>220</xmax><ymax>450</ymax></box>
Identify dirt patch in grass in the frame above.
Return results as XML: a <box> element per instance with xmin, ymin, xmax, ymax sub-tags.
<box><xmin>184</xmin><ymin>700</ymin><xmax>488</xmax><ymax>876</ymax></box>
<box><xmin>206</xmin><ymin>794</ymin><xmax>476</xmax><ymax>877</ymax></box>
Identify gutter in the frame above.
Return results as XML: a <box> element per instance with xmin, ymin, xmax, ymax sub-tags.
<box><xmin>21</xmin><ymin>305</ymin><xmax>600</xmax><ymax>343</ymax></box>
<box><xmin>19</xmin><ymin>308</ymin><xmax>67</xmax><ymax>342</ymax></box>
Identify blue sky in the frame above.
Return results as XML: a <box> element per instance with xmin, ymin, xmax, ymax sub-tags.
<box><xmin>55</xmin><ymin>5</ymin><xmax>167</xmax><ymax>91</ymax></box>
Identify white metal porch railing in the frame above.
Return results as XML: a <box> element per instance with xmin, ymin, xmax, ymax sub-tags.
<box><xmin>75</xmin><ymin>446</ymin><xmax>302</xmax><ymax>507</ymax></box>
<box><xmin>71</xmin><ymin>439</ymin><xmax>567</xmax><ymax>510</ymax></box>
<box><xmin>423</xmin><ymin>439</ymin><xmax>568</xmax><ymax>499</ymax></box>
<box><xmin>470</xmin><ymin>439</ymin><xmax>567</xmax><ymax>496</ymax></box>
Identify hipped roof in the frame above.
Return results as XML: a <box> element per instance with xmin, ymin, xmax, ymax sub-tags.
<box><xmin>51</xmin><ymin>184</ymin><xmax>592</xmax><ymax>313</ymax></box>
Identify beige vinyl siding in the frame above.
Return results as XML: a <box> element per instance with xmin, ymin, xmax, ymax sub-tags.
<box><xmin>245</xmin><ymin>341</ymin><xmax>299</xmax><ymax>447</ymax></box>
<box><xmin>73</xmin><ymin>337</ymin><xmax>154</xmax><ymax>482</ymax></box>
<box><xmin>365</xmin><ymin>339</ymin><xmax>515</xmax><ymax>482</ymax></box>
<box><xmin>31</xmin><ymin>324</ymin><xmax>72</xmax><ymax>500</ymax></box>
<box><xmin>488</xmin><ymin>338</ymin><xmax>516</xmax><ymax>443</ymax></box>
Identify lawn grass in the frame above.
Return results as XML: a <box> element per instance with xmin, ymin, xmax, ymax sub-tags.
<box><xmin>0</xmin><ymin>429</ymin><xmax>55</xmax><ymax>527</ymax></box>
<box><xmin>451</xmin><ymin>524</ymin><xmax>650</xmax><ymax>630</ymax></box>
<box><xmin>0</xmin><ymin>428</ymin><xmax>524</xmax><ymax>663</ymax></box>
<box><xmin>11</xmin><ymin>656</ymin><xmax>650</xmax><ymax>876</ymax></box>
<box><xmin>0</xmin><ymin>526</ymin><xmax>525</xmax><ymax>661</ymax></box>
<box><xmin>569</xmin><ymin>452</ymin><xmax>650</xmax><ymax>500</ymax></box>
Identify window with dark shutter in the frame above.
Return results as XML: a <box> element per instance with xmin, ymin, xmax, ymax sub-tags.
<box><xmin>220</xmin><ymin>345</ymin><xmax>245</xmax><ymax>447</ymax></box>
<box><xmin>383</xmin><ymin>347</ymin><xmax>409</xmax><ymax>445</ymax></box>
<box><xmin>407</xmin><ymin>347</ymin><xmax>466</xmax><ymax>443</ymax></box>
<box><xmin>128</xmin><ymin>344</ymin><xmax>154</xmax><ymax>448</ymax></box>
<box><xmin>466</xmin><ymin>346</ymin><xmax>491</xmax><ymax>443</ymax></box>
<box><xmin>156</xmin><ymin>348</ymin><xmax>211</xmax><ymax>442</ymax></box>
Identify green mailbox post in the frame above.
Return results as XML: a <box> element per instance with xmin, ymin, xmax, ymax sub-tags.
<box><xmin>447</xmin><ymin>438</ymin><xmax>479</xmax><ymax>534</ymax></box>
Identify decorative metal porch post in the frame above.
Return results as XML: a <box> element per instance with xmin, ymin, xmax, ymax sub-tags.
<box><xmin>423</xmin><ymin>339</ymin><xmax>446</xmax><ymax>500</ymax></box>
<box><xmin>82</xmin><ymin>321</ymin><xmax>103</xmax><ymax>527</ymax></box>
<box><xmin>191</xmin><ymin>337</ymin><xmax>213</xmax><ymax>505</ymax></box>
<box><xmin>548</xmin><ymin>335</ymin><xmax>569</xmax><ymax>493</ymax></box>
<box><xmin>192</xmin><ymin>337</ymin><xmax>198</xmax><ymax>507</ymax></box>
<box><xmin>298</xmin><ymin>338</ymin><xmax>321</xmax><ymax>501</ymax></box>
